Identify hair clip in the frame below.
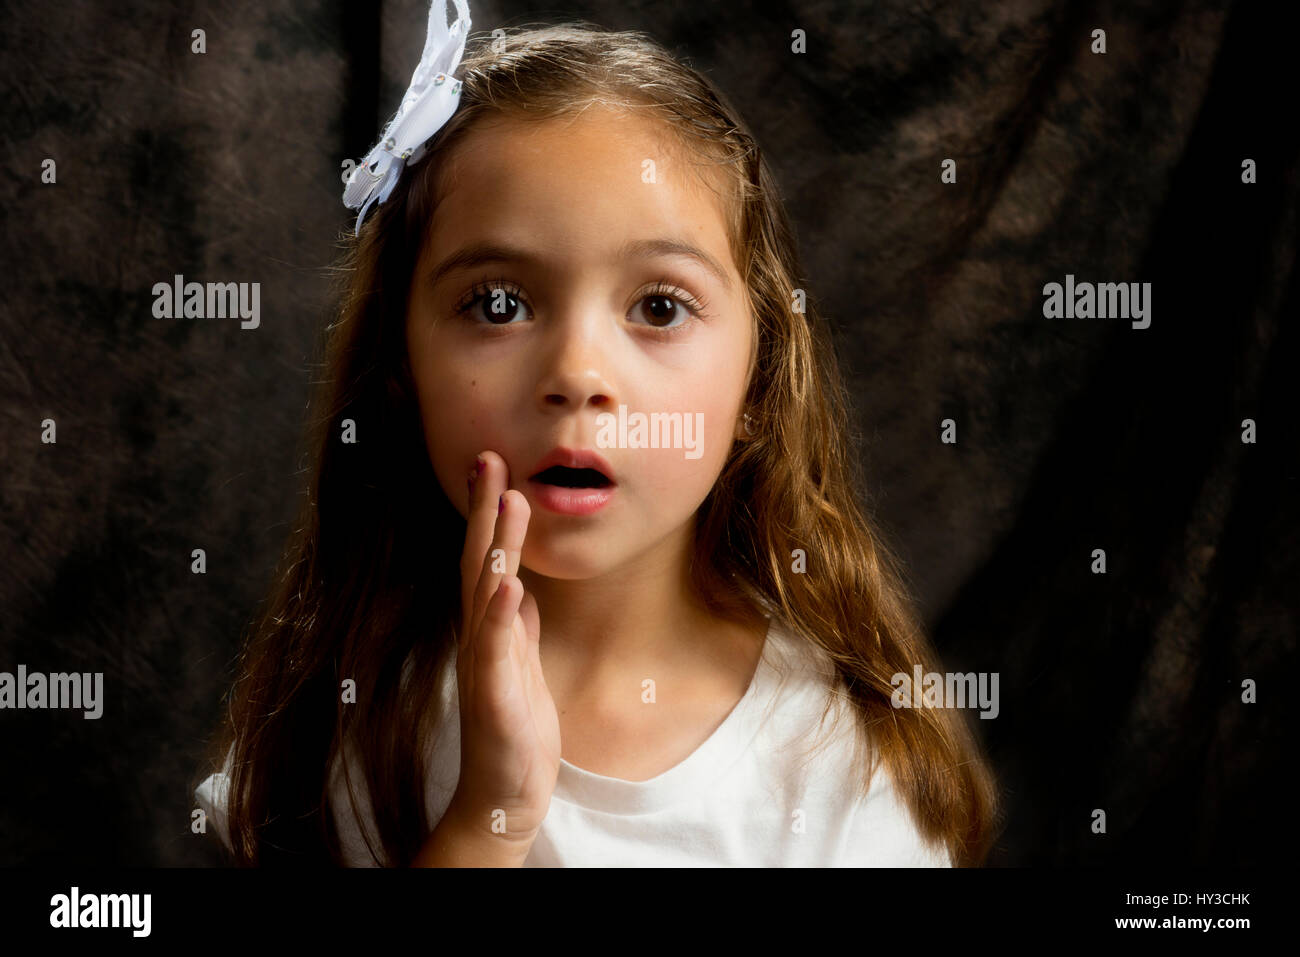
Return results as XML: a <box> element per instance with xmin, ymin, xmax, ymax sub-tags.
<box><xmin>342</xmin><ymin>0</ymin><xmax>472</xmax><ymax>235</ymax></box>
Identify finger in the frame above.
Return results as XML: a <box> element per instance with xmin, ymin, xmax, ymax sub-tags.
<box><xmin>478</xmin><ymin>575</ymin><xmax>523</xmax><ymax>679</ymax></box>
<box><xmin>518</xmin><ymin>587</ymin><xmax>541</xmax><ymax>672</ymax></box>
<box><xmin>519</xmin><ymin>588</ymin><xmax>539</xmax><ymax>649</ymax></box>
<box><xmin>460</xmin><ymin>450</ymin><xmax>508</xmax><ymax>644</ymax></box>
<box><xmin>470</xmin><ymin>488</ymin><xmax>530</xmax><ymax>641</ymax></box>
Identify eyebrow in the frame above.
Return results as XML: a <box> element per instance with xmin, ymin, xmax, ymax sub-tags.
<box><xmin>426</xmin><ymin>237</ymin><xmax>734</xmax><ymax>292</ymax></box>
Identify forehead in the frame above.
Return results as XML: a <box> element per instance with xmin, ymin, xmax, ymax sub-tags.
<box><xmin>423</xmin><ymin>106</ymin><xmax>738</xmax><ymax>273</ymax></box>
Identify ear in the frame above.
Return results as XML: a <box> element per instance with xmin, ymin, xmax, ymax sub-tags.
<box><xmin>734</xmin><ymin>410</ymin><xmax>751</xmax><ymax>441</ymax></box>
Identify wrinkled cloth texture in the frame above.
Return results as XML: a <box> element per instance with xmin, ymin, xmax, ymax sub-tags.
<box><xmin>0</xmin><ymin>0</ymin><xmax>1293</xmax><ymax>865</ymax></box>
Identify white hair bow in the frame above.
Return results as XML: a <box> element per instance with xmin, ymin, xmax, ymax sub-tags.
<box><xmin>343</xmin><ymin>0</ymin><xmax>472</xmax><ymax>235</ymax></box>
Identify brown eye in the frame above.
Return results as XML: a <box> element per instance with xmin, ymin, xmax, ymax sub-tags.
<box><xmin>630</xmin><ymin>282</ymin><xmax>709</xmax><ymax>332</ymax></box>
<box><xmin>456</xmin><ymin>282</ymin><xmax>530</xmax><ymax>325</ymax></box>
<box><xmin>640</xmin><ymin>294</ymin><xmax>683</xmax><ymax>327</ymax></box>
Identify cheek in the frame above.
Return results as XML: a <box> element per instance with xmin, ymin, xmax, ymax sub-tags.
<box><xmin>637</xmin><ymin>450</ymin><xmax>715</xmax><ymax>516</ymax></box>
<box><xmin>408</xmin><ymin>347</ymin><xmax>513</xmax><ymax>493</ymax></box>
<box><xmin>632</xmin><ymin>385</ymin><xmax>738</xmax><ymax>511</ymax></box>
<box><xmin>663</xmin><ymin>350</ymin><xmax>746</xmax><ymax>458</ymax></box>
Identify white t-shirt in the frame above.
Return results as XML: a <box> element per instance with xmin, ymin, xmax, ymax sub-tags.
<box><xmin>195</xmin><ymin>615</ymin><xmax>952</xmax><ymax>866</ymax></box>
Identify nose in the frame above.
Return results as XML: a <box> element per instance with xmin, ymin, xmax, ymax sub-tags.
<box><xmin>534</xmin><ymin>308</ymin><xmax>619</xmax><ymax>415</ymax></box>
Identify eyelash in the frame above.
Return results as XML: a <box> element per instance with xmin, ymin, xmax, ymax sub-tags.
<box><xmin>452</xmin><ymin>279</ymin><xmax>712</xmax><ymax>337</ymax></box>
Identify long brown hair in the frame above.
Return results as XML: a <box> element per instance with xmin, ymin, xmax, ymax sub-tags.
<box><xmin>198</xmin><ymin>21</ymin><xmax>1000</xmax><ymax>867</ymax></box>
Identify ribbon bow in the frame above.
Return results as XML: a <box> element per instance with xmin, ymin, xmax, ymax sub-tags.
<box><xmin>343</xmin><ymin>0</ymin><xmax>472</xmax><ymax>235</ymax></box>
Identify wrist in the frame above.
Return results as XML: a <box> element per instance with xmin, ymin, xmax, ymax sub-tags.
<box><xmin>414</xmin><ymin>798</ymin><xmax>538</xmax><ymax>867</ymax></box>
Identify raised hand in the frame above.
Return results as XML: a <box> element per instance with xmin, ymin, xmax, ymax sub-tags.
<box><xmin>435</xmin><ymin>450</ymin><xmax>561</xmax><ymax>863</ymax></box>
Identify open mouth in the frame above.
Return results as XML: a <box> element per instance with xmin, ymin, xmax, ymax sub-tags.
<box><xmin>529</xmin><ymin>465</ymin><xmax>613</xmax><ymax>488</ymax></box>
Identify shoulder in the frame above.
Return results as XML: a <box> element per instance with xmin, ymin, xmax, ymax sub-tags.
<box><xmin>326</xmin><ymin>741</ymin><xmax>390</xmax><ymax>867</ymax></box>
<box><xmin>194</xmin><ymin>750</ymin><xmax>234</xmax><ymax>855</ymax></box>
<box><xmin>327</xmin><ymin>649</ymin><xmax>459</xmax><ymax>867</ymax></box>
<box><xmin>193</xmin><ymin>743</ymin><xmax>388</xmax><ymax>866</ymax></box>
<box><xmin>756</xmin><ymin>617</ymin><xmax>953</xmax><ymax>867</ymax></box>
<box><xmin>836</xmin><ymin>763</ymin><xmax>954</xmax><ymax>866</ymax></box>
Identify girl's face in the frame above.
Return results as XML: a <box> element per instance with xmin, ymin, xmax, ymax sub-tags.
<box><xmin>405</xmin><ymin>105</ymin><xmax>753</xmax><ymax>580</ymax></box>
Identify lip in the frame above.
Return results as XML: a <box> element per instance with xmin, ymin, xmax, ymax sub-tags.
<box><xmin>525</xmin><ymin>446</ymin><xmax>617</xmax><ymax>516</ymax></box>
<box><xmin>525</xmin><ymin>482</ymin><xmax>615</xmax><ymax>516</ymax></box>
<box><xmin>527</xmin><ymin>447</ymin><xmax>617</xmax><ymax>485</ymax></box>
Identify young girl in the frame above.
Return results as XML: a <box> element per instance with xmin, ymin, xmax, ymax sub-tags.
<box><xmin>194</xmin><ymin>6</ymin><xmax>1000</xmax><ymax>867</ymax></box>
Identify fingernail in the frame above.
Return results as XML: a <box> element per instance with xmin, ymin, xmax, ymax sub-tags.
<box><xmin>474</xmin><ymin>456</ymin><xmax>487</xmax><ymax>477</ymax></box>
<box><xmin>498</xmin><ymin>493</ymin><xmax>505</xmax><ymax>514</ymax></box>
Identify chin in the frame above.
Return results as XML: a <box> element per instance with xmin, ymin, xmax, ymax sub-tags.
<box><xmin>519</xmin><ymin>539</ymin><xmax>619</xmax><ymax>581</ymax></box>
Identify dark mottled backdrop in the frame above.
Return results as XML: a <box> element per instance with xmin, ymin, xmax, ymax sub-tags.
<box><xmin>0</xmin><ymin>0</ymin><xmax>1293</xmax><ymax>867</ymax></box>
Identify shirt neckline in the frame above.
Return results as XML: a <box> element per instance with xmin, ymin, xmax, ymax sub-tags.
<box><xmin>550</xmin><ymin>614</ymin><xmax>783</xmax><ymax>816</ymax></box>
